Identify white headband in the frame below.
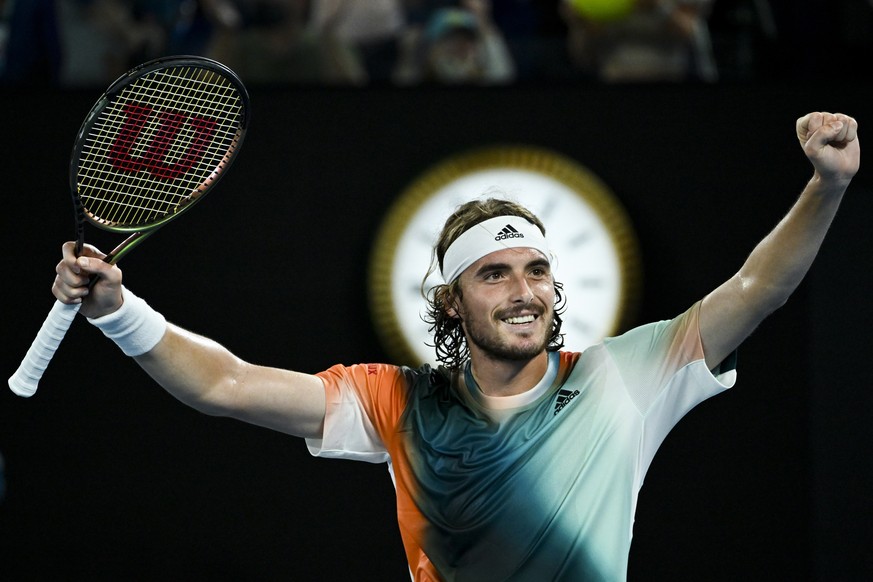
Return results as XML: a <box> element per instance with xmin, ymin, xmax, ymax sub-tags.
<box><xmin>441</xmin><ymin>216</ymin><xmax>551</xmax><ymax>283</ymax></box>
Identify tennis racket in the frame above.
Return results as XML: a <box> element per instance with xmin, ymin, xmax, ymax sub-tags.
<box><xmin>8</xmin><ymin>55</ymin><xmax>250</xmax><ymax>397</ymax></box>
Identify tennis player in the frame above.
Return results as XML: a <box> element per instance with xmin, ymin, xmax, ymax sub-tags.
<box><xmin>52</xmin><ymin>111</ymin><xmax>858</xmax><ymax>580</ymax></box>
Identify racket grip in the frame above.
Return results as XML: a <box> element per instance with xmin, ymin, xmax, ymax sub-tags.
<box><xmin>8</xmin><ymin>300</ymin><xmax>81</xmax><ymax>397</ymax></box>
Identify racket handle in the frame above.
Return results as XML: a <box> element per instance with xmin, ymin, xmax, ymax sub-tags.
<box><xmin>8</xmin><ymin>300</ymin><xmax>81</xmax><ymax>397</ymax></box>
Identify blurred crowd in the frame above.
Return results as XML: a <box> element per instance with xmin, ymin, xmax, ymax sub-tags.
<box><xmin>1</xmin><ymin>0</ymin><xmax>871</xmax><ymax>88</ymax></box>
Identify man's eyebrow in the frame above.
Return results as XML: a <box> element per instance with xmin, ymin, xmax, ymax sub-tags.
<box><xmin>473</xmin><ymin>257</ymin><xmax>551</xmax><ymax>277</ymax></box>
<box><xmin>473</xmin><ymin>262</ymin><xmax>511</xmax><ymax>277</ymax></box>
<box><xmin>528</xmin><ymin>257</ymin><xmax>551</xmax><ymax>268</ymax></box>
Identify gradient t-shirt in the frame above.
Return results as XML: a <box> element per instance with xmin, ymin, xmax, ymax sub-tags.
<box><xmin>306</xmin><ymin>302</ymin><xmax>736</xmax><ymax>580</ymax></box>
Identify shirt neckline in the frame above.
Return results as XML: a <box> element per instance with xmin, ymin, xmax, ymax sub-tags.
<box><xmin>464</xmin><ymin>351</ymin><xmax>559</xmax><ymax>412</ymax></box>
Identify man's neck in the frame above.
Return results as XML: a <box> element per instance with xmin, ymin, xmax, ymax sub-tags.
<box><xmin>468</xmin><ymin>351</ymin><xmax>550</xmax><ymax>397</ymax></box>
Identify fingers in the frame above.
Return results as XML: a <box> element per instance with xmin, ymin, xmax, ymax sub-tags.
<box><xmin>797</xmin><ymin>112</ymin><xmax>822</xmax><ymax>142</ymax></box>
<box><xmin>53</xmin><ymin>267</ymin><xmax>87</xmax><ymax>304</ymax></box>
<box><xmin>798</xmin><ymin>111</ymin><xmax>858</xmax><ymax>147</ymax></box>
<box><xmin>53</xmin><ymin>242</ymin><xmax>120</xmax><ymax>304</ymax></box>
<box><xmin>821</xmin><ymin>112</ymin><xmax>856</xmax><ymax>143</ymax></box>
<box><xmin>797</xmin><ymin>111</ymin><xmax>861</xmax><ymax>184</ymax></box>
<box><xmin>840</xmin><ymin>114</ymin><xmax>859</xmax><ymax>143</ymax></box>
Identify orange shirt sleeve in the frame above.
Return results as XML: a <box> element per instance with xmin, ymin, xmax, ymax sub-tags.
<box><xmin>306</xmin><ymin>363</ymin><xmax>410</xmax><ymax>462</ymax></box>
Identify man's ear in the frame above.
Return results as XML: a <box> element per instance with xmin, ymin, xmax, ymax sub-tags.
<box><xmin>444</xmin><ymin>289</ymin><xmax>462</xmax><ymax>319</ymax></box>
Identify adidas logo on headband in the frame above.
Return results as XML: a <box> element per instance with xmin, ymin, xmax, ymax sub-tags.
<box><xmin>495</xmin><ymin>224</ymin><xmax>524</xmax><ymax>241</ymax></box>
<box><xmin>440</xmin><ymin>215</ymin><xmax>551</xmax><ymax>283</ymax></box>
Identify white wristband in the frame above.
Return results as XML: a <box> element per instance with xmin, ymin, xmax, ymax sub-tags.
<box><xmin>87</xmin><ymin>287</ymin><xmax>167</xmax><ymax>357</ymax></box>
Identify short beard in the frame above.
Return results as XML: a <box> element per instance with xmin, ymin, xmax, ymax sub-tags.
<box><xmin>464</xmin><ymin>311</ymin><xmax>554</xmax><ymax>363</ymax></box>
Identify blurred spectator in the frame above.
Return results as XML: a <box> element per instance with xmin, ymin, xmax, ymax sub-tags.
<box><xmin>402</xmin><ymin>0</ymin><xmax>457</xmax><ymax>33</ymax></box>
<box><xmin>57</xmin><ymin>0</ymin><xmax>168</xmax><ymax>87</ymax></box>
<box><xmin>308</xmin><ymin>0</ymin><xmax>405</xmax><ymax>83</ymax></box>
<box><xmin>561</xmin><ymin>0</ymin><xmax>718</xmax><ymax>82</ymax></box>
<box><xmin>393</xmin><ymin>0</ymin><xmax>516</xmax><ymax>85</ymax></box>
<box><xmin>211</xmin><ymin>0</ymin><xmax>367</xmax><ymax>85</ymax></box>
<box><xmin>2</xmin><ymin>0</ymin><xmax>870</xmax><ymax>87</ymax></box>
<box><xmin>168</xmin><ymin>0</ymin><xmax>242</xmax><ymax>56</ymax></box>
<box><xmin>0</xmin><ymin>0</ymin><xmax>62</xmax><ymax>86</ymax></box>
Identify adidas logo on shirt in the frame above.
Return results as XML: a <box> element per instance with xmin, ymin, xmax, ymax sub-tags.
<box><xmin>554</xmin><ymin>388</ymin><xmax>580</xmax><ymax>416</ymax></box>
<box><xmin>494</xmin><ymin>224</ymin><xmax>524</xmax><ymax>241</ymax></box>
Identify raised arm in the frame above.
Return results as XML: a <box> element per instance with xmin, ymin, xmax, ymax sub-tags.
<box><xmin>699</xmin><ymin>112</ymin><xmax>860</xmax><ymax>369</ymax></box>
<box><xmin>53</xmin><ymin>243</ymin><xmax>326</xmax><ymax>439</ymax></box>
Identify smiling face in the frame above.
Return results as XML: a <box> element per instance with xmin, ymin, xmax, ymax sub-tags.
<box><xmin>450</xmin><ymin>247</ymin><xmax>556</xmax><ymax>364</ymax></box>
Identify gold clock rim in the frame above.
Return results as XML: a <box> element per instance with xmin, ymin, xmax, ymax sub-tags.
<box><xmin>368</xmin><ymin>144</ymin><xmax>642</xmax><ymax>367</ymax></box>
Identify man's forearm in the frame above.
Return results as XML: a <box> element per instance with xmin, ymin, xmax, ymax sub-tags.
<box><xmin>737</xmin><ymin>176</ymin><xmax>846</xmax><ymax>313</ymax></box>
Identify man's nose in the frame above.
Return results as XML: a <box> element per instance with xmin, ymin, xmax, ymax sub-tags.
<box><xmin>510</xmin><ymin>274</ymin><xmax>534</xmax><ymax>304</ymax></box>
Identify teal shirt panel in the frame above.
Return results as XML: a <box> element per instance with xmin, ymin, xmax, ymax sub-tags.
<box><xmin>399</xmin><ymin>303</ymin><xmax>735</xmax><ymax>581</ymax></box>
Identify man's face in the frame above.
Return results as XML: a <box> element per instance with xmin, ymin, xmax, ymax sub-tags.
<box><xmin>451</xmin><ymin>247</ymin><xmax>556</xmax><ymax>362</ymax></box>
<box><xmin>429</xmin><ymin>31</ymin><xmax>480</xmax><ymax>82</ymax></box>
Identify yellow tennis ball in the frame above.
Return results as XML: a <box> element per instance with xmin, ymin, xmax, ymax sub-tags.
<box><xmin>570</xmin><ymin>0</ymin><xmax>636</xmax><ymax>22</ymax></box>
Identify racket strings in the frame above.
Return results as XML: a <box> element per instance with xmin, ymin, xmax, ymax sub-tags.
<box><xmin>77</xmin><ymin>64</ymin><xmax>245</xmax><ymax>229</ymax></box>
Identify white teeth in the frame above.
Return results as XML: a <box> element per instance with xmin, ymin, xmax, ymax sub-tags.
<box><xmin>503</xmin><ymin>315</ymin><xmax>535</xmax><ymax>324</ymax></box>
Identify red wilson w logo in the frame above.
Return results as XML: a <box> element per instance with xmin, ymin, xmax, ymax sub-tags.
<box><xmin>108</xmin><ymin>102</ymin><xmax>218</xmax><ymax>180</ymax></box>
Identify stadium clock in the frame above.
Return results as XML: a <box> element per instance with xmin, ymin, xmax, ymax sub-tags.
<box><xmin>369</xmin><ymin>145</ymin><xmax>642</xmax><ymax>367</ymax></box>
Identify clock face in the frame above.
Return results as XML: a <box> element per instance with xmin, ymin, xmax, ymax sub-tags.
<box><xmin>369</xmin><ymin>146</ymin><xmax>640</xmax><ymax>367</ymax></box>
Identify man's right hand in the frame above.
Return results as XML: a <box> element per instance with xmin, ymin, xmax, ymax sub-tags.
<box><xmin>53</xmin><ymin>242</ymin><xmax>124</xmax><ymax>319</ymax></box>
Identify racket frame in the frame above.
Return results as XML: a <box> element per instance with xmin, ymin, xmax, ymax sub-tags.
<box><xmin>70</xmin><ymin>55</ymin><xmax>250</xmax><ymax>264</ymax></box>
<box><xmin>8</xmin><ymin>55</ymin><xmax>250</xmax><ymax>397</ymax></box>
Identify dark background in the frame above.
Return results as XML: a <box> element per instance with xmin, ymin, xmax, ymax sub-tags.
<box><xmin>0</xmin><ymin>83</ymin><xmax>870</xmax><ymax>580</ymax></box>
